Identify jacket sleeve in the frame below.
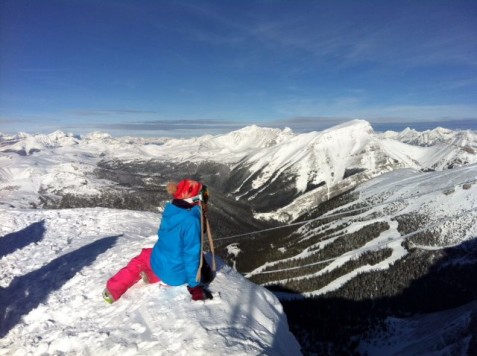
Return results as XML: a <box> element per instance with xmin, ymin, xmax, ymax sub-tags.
<box><xmin>181</xmin><ymin>211</ymin><xmax>201</xmax><ymax>287</ymax></box>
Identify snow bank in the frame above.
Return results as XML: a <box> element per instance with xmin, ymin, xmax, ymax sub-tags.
<box><xmin>0</xmin><ymin>208</ymin><xmax>301</xmax><ymax>355</ymax></box>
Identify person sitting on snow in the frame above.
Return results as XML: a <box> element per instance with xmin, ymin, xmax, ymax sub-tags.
<box><xmin>103</xmin><ymin>178</ymin><xmax>214</xmax><ymax>303</ymax></box>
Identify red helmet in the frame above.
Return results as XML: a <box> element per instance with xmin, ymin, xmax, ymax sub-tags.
<box><xmin>167</xmin><ymin>179</ymin><xmax>208</xmax><ymax>204</ymax></box>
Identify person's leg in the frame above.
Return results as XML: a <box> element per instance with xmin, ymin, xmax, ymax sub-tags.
<box><xmin>106</xmin><ymin>248</ymin><xmax>157</xmax><ymax>301</ymax></box>
<box><xmin>141</xmin><ymin>248</ymin><xmax>160</xmax><ymax>284</ymax></box>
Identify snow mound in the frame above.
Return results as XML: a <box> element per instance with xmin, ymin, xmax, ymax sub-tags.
<box><xmin>0</xmin><ymin>208</ymin><xmax>301</xmax><ymax>355</ymax></box>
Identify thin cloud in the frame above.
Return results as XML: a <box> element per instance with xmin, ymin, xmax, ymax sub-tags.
<box><xmin>275</xmin><ymin>95</ymin><xmax>366</xmax><ymax>117</ymax></box>
<box><xmin>269</xmin><ymin>116</ymin><xmax>351</xmax><ymax>132</ymax></box>
<box><xmin>0</xmin><ymin>117</ymin><xmax>23</xmax><ymax>124</ymax></box>
<box><xmin>95</xmin><ymin>119</ymin><xmax>245</xmax><ymax>132</ymax></box>
<box><xmin>17</xmin><ymin>68</ymin><xmax>68</xmax><ymax>72</ymax></box>
<box><xmin>438</xmin><ymin>77</ymin><xmax>477</xmax><ymax>91</ymax></box>
<box><xmin>371</xmin><ymin>119</ymin><xmax>477</xmax><ymax>132</ymax></box>
<box><xmin>72</xmin><ymin>109</ymin><xmax>157</xmax><ymax>117</ymax></box>
<box><xmin>0</xmin><ymin>115</ymin><xmax>38</xmax><ymax>126</ymax></box>
<box><xmin>229</xmin><ymin>4</ymin><xmax>477</xmax><ymax>70</ymax></box>
<box><xmin>364</xmin><ymin>104</ymin><xmax>477</xmax><ymax>121</ymax></box>
<box><xmin>275</xmin><ymin>92</ymin><xmax>477</xmax><ymax>122</ymax></box>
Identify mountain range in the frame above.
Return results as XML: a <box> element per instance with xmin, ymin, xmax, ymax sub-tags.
<box><xmin>1</xmin><ymin>120</ymin><xmax>477</xmax><ymax>354</ymax></box>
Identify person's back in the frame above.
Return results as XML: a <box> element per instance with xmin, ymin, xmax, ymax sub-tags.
<box><xmin>150</xmin><ymin>201</ymin><xmax>201</xmax><ymax>287</ymax></box>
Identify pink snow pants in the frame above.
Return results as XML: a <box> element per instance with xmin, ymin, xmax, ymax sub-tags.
<box><xmin>106</xmin><ymin>248</ymin><xmax>160</xmax><ymax>301</ymax></box>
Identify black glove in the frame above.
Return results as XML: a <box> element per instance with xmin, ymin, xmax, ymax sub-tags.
<box><xmin>187</xmin><ymin>285</ymin><xmax>213</xmax><ymax>301</ymax></box>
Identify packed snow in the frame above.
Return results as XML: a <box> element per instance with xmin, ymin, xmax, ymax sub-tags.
<box><xmin>0</xmin><ymin>208</ymin><xmax>301</xmax><ymax>355</ymax></box>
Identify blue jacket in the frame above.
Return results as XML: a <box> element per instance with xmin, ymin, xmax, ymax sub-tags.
<box><xmin>150</xmin><ymin>202</ymin><xmax>201</xmax><ymax>287</ymax></box>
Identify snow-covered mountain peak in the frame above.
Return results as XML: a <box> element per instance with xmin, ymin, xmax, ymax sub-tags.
<box><xmin>321</xmin><ymin>119</ymin><xmax>373</xmax><ymax>134</ymax></box>
<box><xmin>46</xmin><ymin>130</ymin><xmax>68</xmax><ymax>139</ymax></box>
<box><xmin>11</xmin><ymin>132</ymin><xmax>32</xmax><ymax>140</ymax></box>
<box><xmin>402</xmin><ymin>127</ymin><xmax>418</xmax><ymax>135</ymax></box>
<box><xmin>34</xmin><ymin>130</ymin><xmax>79</xmax><ymax>147</ymax></box>
<box><xmin>380</xmin><ymin>125</ymin><xmax>477</xmax><ymax>149</ymax></box>
<box><xmin>212</xmin><ymin>124</ymin><xmax>295</xmax><ymax>150</ymax></box>
<box><xmin>231</xmin><ymin>119</ymin><xmax>380</xmax><ymax>208</ymax></box>
<box><xmin>83</xmin><ymin>131</ymin><xmax>113</xmax><ymax>141</ymax></box>
<box><xmin>314</xmin><ymin>119</ymin><xmax>374</xmax><ymax>151</ymax></box>
<box><xmin>149</xmin><ymin>125</ymin><xmax>296</xmax><ymax>163</ymax></box>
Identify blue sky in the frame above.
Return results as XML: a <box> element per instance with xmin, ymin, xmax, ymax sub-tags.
<box><xmin>1</xmin><ymin>0</ymin><xmax>476</xmax><ymax>137</ymax></box>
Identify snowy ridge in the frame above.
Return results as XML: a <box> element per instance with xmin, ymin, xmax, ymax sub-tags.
<box><xmin>233</xmin><ymin>121</ymin><xmax>476</xmax><ymax>219</ymax></box>
<box><xmin>164</xmin><ymin>125</ymin><xmax>294</xmax><ymax>152</ymax></box>
<box><xmin>2</xmin><ymin>120</ymin><xmax>475</xmax><ymax>164</ymax></box>
<box><xmin>238</xmin><ymin>120</ymin><xmax>375</xmax><ymax>193</ymax></box>
<box><xmin>1</xmin><ymin>120</ymin><xmax>477</xmax><ymax>217</ymax></box>
<box><xmin>0</xmin><ymin>208</ymin><xmax>301</xmax><ymax>355</ymax></box>
<box><xmin>381</xmin><ymin>126</ymin><xmax>477</xmax><ymax>148</ymax></box>
<box><xmin>378</xmin><ymin>138</ymin><xmax>475</xmax><ymax>170</ymax></box>
<box><xmin>0</xmin><ymin>131</ymin><xmax>79</xmax><ymax>155</ymax></box>
<box><xmin>247</xmin><ymin>121</ymin><xmax>419</xmax><ymax>221</ymax></box>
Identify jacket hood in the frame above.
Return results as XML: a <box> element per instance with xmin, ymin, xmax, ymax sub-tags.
<box><xmin>160</xmin><ymin>202</ymin><xmax>200</xmax><ymax>232</ymax></box>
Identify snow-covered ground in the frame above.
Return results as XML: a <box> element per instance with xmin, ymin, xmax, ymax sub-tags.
<box><xmin>0</xmin><ymin>208</ymin><xmax>301</xmax><ymax>355</ymax></box>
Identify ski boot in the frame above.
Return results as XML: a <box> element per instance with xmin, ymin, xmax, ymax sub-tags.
<box><xmin>102</xmin><ymin>288</ymin><xmax>114</xmax><ymax>304</ymax></box>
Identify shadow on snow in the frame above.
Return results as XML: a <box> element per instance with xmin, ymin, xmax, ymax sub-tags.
<box><xmin>0</xmin><ymin>235</ymin><xmax>120</xmax><ymax>338</ymax></box>
<box><xmin>0</xmin><ymin>220</ymin><xmax>46</xmax><ymax>258</ymax></box>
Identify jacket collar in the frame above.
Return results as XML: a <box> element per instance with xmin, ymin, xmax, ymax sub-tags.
<box><xmin>171</xmin><ymin>199</ymin><xmax>195</xmax><ymax>210</ymax></box>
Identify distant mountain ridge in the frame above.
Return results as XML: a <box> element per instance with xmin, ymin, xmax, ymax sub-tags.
<box><xmin>2</xmin><ymin>119</ymin><xmax>476</xmax><ymax>156</ymax></box>
<box><xmin>1</xmin><ymin>120</ymin><xmax>476</xmax><ymax>218</ymax></box>
<box><xmin>380</xmin><ymin>125</ymin><xmax>477</xmax><ymax>148</ymax></box>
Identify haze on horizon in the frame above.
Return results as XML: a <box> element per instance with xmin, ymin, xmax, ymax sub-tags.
<box><xmin>1</xmin><ymin>0</ymin><xmax>476</xmax><ymax>137</ymax></box>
